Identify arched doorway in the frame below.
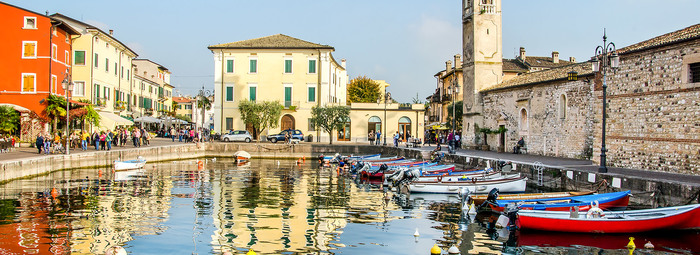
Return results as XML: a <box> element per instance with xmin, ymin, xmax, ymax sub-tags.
<box><xmin>281</xmin><ymin>114</ymin><xmax>295</xmax><ymax>130</ymax></box>
<box><xmin>368</xmin><ymin>116</ymin><xmax>381</xmax><ymax>134</ymax></box>
<box><xmin>337</xmin><ymin>117</ymin><xmax>351</xmax><ymax>141</ymax></box>
<box><xmin>398</xmin><ymin>116</ymin><xmax>412</xmax><ymax>141</ymax></box>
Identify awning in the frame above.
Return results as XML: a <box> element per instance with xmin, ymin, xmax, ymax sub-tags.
<box><xmin>98</xmin><ymin>111</ymin><xmax>134</xmax><ymax>130</ymax></box>
<box><xmin>134</xmin><ymin>116</ymin><xmax>161</xmax><ymax>124</ymax></box>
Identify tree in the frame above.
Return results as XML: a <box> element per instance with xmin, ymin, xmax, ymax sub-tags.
<box><xmin>44</xmin><ymin>94</ymin><xmax>66</xmax><ymax>132</ymax></box>
<box><xmin>239</xmin><ymin>100</ymin><xmax>282</xmax><ymax>140</ymax></box>
<box><xmin>347</xmin><ymin>76</ymin><xmax>381</xmax><ymax>104</ymax></box>
<box><xmin>446</xmin><ymin>101</ymin><xmax>463</xmax><ymax>130</ymax></box>
<box><xmin>411</xmin><ymin>92</ymin><xmax>422</xmax><ymax>104</ymax></box>
<box><xmin>0</xmin><ymin>106</ymin><xmax>19</xmax><ymax>134</ymax></box>
<box><xmin>310</xmin><ymin>105</ymin><xmax>350</xmax><ymax>144</ymax></box>
<box><xmin>196</xmin><ymin>95</ymin><xmax>212</xmax><ymax>129</ymax></box>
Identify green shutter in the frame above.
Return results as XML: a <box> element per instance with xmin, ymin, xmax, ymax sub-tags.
<box><xmin>226</xmin><ymin>59</ymin><xmax>234</xmax><ymax>73</ymax></box>
<box><xmin>284</xmin><ymin>87</ymin><xmax>292</xmax><ymax>107</ymax></box>
<box><xmin>309</xmin><ymin>60</ymin><xmax>316</xmax><ymax>73</ymax></box>
<box><xmin>74</xmin><ymin>51</ymin><xmax>85</xmax><ymax>65</ymax></box>
<box><xmin>250</xmin><ymin>59</ymin><xmax>257</xmax><ymax>73</ymax></box>
<box><xmin>308</xmin><ymin>87</ymin><xmax>315</xmax><ymax>102</ymax></box>
<box><xmin>285</xmin><ymin>59</ymin><xmax>292</xmax><ymax>73</ymax></box>
<box><xmin>249</xmin><ymin>87</ymin><xmax>256</xmax><ymax>101</ymax></box>
<box><xmin>94</xmin><ymin>53</ymin><xmax>99</xmax><ymax>68</ymax></box>
<box><xmin>95</xmin><ymin>84</ymin><xmax>100</xmax><ymax>98</ymax></box>
<box><xmin>226</xmin><ymin>86</ymin><xmax>233</xmax><ymax>101</ymax></box>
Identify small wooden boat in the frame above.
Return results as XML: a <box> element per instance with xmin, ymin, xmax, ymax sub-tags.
<box><xmin>409</xmin><ymin>176</ymin><xmax>527</xmax><ymax>194</ymax></box>
<box><xmin>361</xmin><ymin>156</ymin><xmax>405</xmax><ymax>163</ymax></box>
<box><xmin>469</xmin><ymin>190</ymin><xmax>595</xmax><ymax>206</ymax></box>
<box><xmin>114</xmin><ymin>156</ymin><xmax>147</xmax><ymax>171</ymax></box>
<box><xmin>518</xmin><ymin>204</ymin><xmax>700</xmax><ymax>233</ymax></box>
<box><xmin>489</xmin><ymin>190</ymin><xmax>630</xmax><ymax>211</ymax></box>
<box><xmin>417</xmin><ymin>171</ymin><xmax>506</xmax><ymax>182</ymax></box>
<box><xmin>233</xmin><ymin>151</ymin><xmax>251</xmax><ymax>162</ymax></box>
<box><xmin>346</xmin><ymin>154</ymin><xmax>381</xmax><ymax>160</ymax></box>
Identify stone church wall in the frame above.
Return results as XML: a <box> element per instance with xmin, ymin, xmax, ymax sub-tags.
<box><xmin>597</xmin><ymin>39</ymin><xmax>700</xmax><ymax>174</ymax></box>
<box><xmin>480</xmin><ymin>77</ymin><xmax>595</xmax><ymax>159</ymax></box>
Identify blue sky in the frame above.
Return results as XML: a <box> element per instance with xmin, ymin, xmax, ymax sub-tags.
<box><xmin>9</xmin><ymin>0</ymin><xmax>700</xmax><ymax>102</ymax></box>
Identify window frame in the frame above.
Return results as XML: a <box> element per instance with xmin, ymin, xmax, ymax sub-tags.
<box><xmin>307</xmin><ymin>84</ymin><xmax>316</xmax><ymax>103</ymax></box>
<box><xmin>51</xmin><ymin>44</ymin><xmax>57</xmax><ymax>60</ymax></box>
<box><xmin>225</xmin><ymin>84</ymin><xmax>234</xmax><ymax>102</ymax></box>
<box><xmin>73</xmin><ymin>81</ymin><xmax>85</xmax><ymax>96</ymax></box>
<box><xmin>308</xmin><ymin>59</ymin><xmax>317</xmax><ymax>74</ymax></box>
<box><xmin>249</xmin><ymin>58</ymin><xmax>257</xmax><ymax>74</ymax></box>
<box><xmin>64</xmin><ymin>50</ymin><xmax>69</xmax><ymax>64</ymax></box>
<box><xmin>23</xmin><ymin>17</ymin><xmax>37</xmax><ymax>29</ymax></box>
<box><xmin>22</xmin><ymin>41</ymin><xmax>37</xmax><ymax>59</ymax></box>
<box><xmin>21</xmin><ymin>73</ymin><xmax>36</xmax><ymax>94</ymax></box>
<box><xmin>248</xmin><ymin>83</ymin><xmax>257</xmax><ymax>101</ymax></box>
<box><xmin>225</xmin><ymin>58</ymin><xmax>234</xmax><ymax>73</ymax></box>
<box><xmin>284</xmin><ymin>58</ymin><xmax>293</xmax><ymax>74</ymax></box>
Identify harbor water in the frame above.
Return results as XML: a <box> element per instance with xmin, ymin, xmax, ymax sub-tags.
<box><xmin>0</xmin><ymin>159</ymin><xmax>698</xmax><ymax>254</ymax></box>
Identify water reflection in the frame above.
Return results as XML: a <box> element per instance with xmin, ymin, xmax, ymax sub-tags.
<box><xmin>0</xmin><ymin>159</ymin><xmax>698</xmax><ymax>254</ymax></box>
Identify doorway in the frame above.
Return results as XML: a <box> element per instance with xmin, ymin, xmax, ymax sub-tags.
<box><xmin>337</xmin><ymin>119</ymin><xmax>351</xmax><ymax>141</ymax></box>
<box><xmin>281</xmin><ymin>114</ymin><xmax>295</xmax><ymax>130</ymax></box>
<box><xmin>398</xmin><ymin>116</ymin><xmax>412</xmax><ymax>141</ymax></box>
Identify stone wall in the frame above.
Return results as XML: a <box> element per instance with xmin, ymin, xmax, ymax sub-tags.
<box><xmin>479</xmin><ymin>77</ymin><xmax>595</xmax><ymax>159</ymax></box>
<box><xmin>596</xmin><ymin>39</ymin><xmax>700</xmax><ymax>174</ymax></box>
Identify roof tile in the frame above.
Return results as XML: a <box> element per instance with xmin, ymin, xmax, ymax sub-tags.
<box><xmin>208</xmin><ymin>34</ymin><xmax>334</xmax><ymax>50</ymax></box>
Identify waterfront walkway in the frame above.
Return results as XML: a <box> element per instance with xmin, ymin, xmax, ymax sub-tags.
<box><xmin>1</xmin><ymin>139</ymin><xmax>698</xmax><ymax>186</ymax></box>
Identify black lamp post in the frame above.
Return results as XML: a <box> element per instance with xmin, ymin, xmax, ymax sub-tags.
<box><xmin>590</xmin><ymin>30</ymin><xmax>619</xmax><ymax>173</ymax></box>
<box><xmin>377</xmin><ymin>90</ymin><xmax>391</xmax><ymax>146</ymax></box>
<box><xmin>197</xmin><ymin>85</ymin><xmax>212</xmax><ymax>131</ymax></box>
<box><xmin>61</xmin><ymin>69</ymin><xmax>74</xmax><ymax>155</ymax></box>
<box><xmin>451</xmin><ymin>66</ymin><xmax>460</xmax><ymax>149</ymax></box>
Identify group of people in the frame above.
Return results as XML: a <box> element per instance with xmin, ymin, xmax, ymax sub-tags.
<box><xmin>34</xmin><ymin>126</ymin><xmax>156</xmax><ymax>154</ymax></box>
<box><xmin>34</xmin><ymin>132</ymin><xmax>67</xmax><ymax>154</ymax></box>
<box><xmin>367</xmin><ymin>130</ymin><xmax>382</xmax><ymax>145</ymax></box>
<box><xmin>0</xmin><ymin>135</ymin><xmax>16</xmax><ymax>153</ymax></box>
<box><xmin>171</xmin><ymin>127</ymin><xmax>209</xmax><ymax>143</ymax></box>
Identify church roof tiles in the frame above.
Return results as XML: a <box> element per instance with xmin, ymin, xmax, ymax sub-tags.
<box><xmin>481</xmin><ymin>62</ymin><xmax>593</xmax><ymax>92</ymax></box>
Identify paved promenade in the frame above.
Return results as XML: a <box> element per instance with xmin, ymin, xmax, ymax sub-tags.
<box><xmin>1</xmin><ymin>139</ymin><xmax>698</xmax><ymax>186</ymax></box>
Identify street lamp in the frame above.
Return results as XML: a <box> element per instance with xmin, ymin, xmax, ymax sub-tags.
<box><xmin>451</xmin><ymin>65</ymin><xmax>460</xmax><ymax>151</ymax></box>
<box><xmin>61</xmin><ymin>69</ymin><xmax>74</xmax><ymax>155</ymax></box>
<box><xmin>197</xmin><ymin>85</ymin><xmax>212</xmax><ymax>130</ymax></box>
<box><xmin>379</xmin><ymin>90</ymin><xmax>391</xmax><ymax>146</ymax></box>
<box><xmin>590</xmin><ymin>29</ymin><xmax>619</xmax><ymax>173</ymax></box>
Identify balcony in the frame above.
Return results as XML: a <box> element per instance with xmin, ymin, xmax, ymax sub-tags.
<box><xmin>442</xmin><ymin>94</ymin><xmax>452</xmax><ymax>102</ymax></box>
<box><xmin>283</xmin><ymin>100</ymin><xmax>300</xmax><ymax>111</ymax></box>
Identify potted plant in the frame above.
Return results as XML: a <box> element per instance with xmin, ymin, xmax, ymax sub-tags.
<box><xmin>478</xmin><ymin>127</ymin><xmax>492</xmax><ymax>151</ymax></box>
<box><xmin>494</xmin><ymin>126</ymin><xmax>508</xmax><ymax>152</ymax></box>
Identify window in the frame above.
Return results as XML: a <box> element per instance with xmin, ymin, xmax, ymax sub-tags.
<box><xmin>284</xmin><ymin>59</ymin><xmax>292</xmax><ymax>73</ymax></box>
<box><xmin>249</xmin><ymin>59</ymin><xmax>257</xmax><ymax>73</ymax></box>
<box><xmin>226</xmin><ymin>59</ymin><xmax>234</xmax><ymax>73</ymax></box>
<box><xmin>104</xmin><ymin>87</ymin><xmax>110</xmax><ymax>99</ymax></box>
<box><xmin>226</xmin><ymin>85</ymin><xmax>234</xmax><ymax>102</ymax></box>
<box><xmin>51</xmin><ymin>75</ymin><xmax>57</xmax><ymax>93</ymax></box>
<box><xmin>23</xmin><ymin>17</ymin><xmax>36</xmax><ymax>29</ymax></box>
<box><xmin>690</xmin><ymin>63</ymin><xmax>700</xmax><ymax>83</ymax></box>
<box><xmin>95</xmin><ymin>84</ymin><xmax>100</xmax><ymax>99</ymax></box>
<box><xmin>114</xmin><ymin>63</ymin><xmax>117</xmax><ymax>75</ymax></box>
<box><xmin>64</xmin><ymin>50</ymin><xmax>69</xmax><ymax>64</ymax></box>
<box><xmin>127</xmin><ymin>69</ymin><xmax>130</xmax><ymax>80</ymax></box>
<box><xmin>106</xmin><ymin>58</ymin><xmax>109</xmax><ymax>72</ymax></box>
<box><xmin>307</xmin><ymin>85</ymin><xmax>316</xmax><ymax>102</ymax></box>
<box><xmin>52</xmin><ymin>44</ymin><xmax>57</xmax><ymax>60</ymax></box>
<box><xmin>226</xmin><ymin>118</ymin><xmax>233</xmax><ymax>131</ymax></box>
<box><xmin>94</xmin><ymin>53</ymin><xmax>99</xmax><ymax>68</ymax></box>
<box><xmin>284</xmin><ymin>85</ymin><xmax>292</xmax><ymax>107</ymax></box>
<box><xmin>21</xmin><ymin>73</ymin><xmax>36</xmax><ymax>93</ymax></box>
<box><xmin>73</xmin><ymin>81</ymin><xmax>85</xmax><ymax>96</ymax></box>
<box><xmin>308</xmin><ymin>118</ymin><xmax>316</xmax><ymax>131</ymax></box>
<box><xmin>520</xmin><ymin>108</ymin><xmax>528</xmax><ymax>130</ymax></box>
<box><xmin>559</xmin><ymin>94</ymin><xmax>567</xmax><ymax>120</ymax></box>
<box><xmin>22</xmin><ymin>41</ymin><xmax>37</xmax><ymax>58</ymax></box>
<box><xmin>308</xmin><ymin>59</ymin><xmax>316</xmax><ymax>73</ymax></box>
<box><xmin>121</xmin><ymin>66</ymin><xmax>124</xmax><ymax>78</ymax></box>
<box><xmin>249</xmin><ymin>84</ymin><xmax>257</xmax><ymax>101</ymax></box>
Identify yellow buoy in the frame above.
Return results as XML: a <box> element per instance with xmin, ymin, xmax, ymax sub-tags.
<box><xmin>627</xmin><ymin>237</ymin><xmax>636</xmax><ymax>255</ymax></box>
<box><xmin>246</xmin><ymin>249</ymin><xmax>256</xmax><ymax>255</ymax></box>
<box><xmin>430</xmin><ymin>244</ymin><xmax>441</xmax><ymax>255</ymax></box>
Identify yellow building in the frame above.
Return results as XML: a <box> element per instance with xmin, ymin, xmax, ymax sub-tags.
<box><xmin>52</xmin><ymin>14</ymin><xmax>135</xmax><ymax>130</ymax></box>
<box><xmin>208</xmin><ymin>34</ymin><xmax>347</xmax><ymax>141</ymax></box>
<box><xmin>132</xmin><ymin>59</ymin><xmax>173</xmax><ymax>118</ymax></box>
<box><xmin>427</xmin><ymin>55</ymin><xmax>463</xmax><ymax>132</ymax></box>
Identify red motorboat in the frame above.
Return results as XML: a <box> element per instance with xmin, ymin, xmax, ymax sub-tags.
<box><xmin>518</xmin><ymin>204</ymin><xmax>700</xmax><ymax>233</ymax></box>
<box><xmin>519</xmin><ymin>230</ymin><xmax>700</xmax><ymax>253</ymax></box>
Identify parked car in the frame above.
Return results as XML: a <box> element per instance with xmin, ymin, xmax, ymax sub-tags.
<box><xmin>221</xmin><ymin>130</ymin><xmax>252</xmax><ymax>143</ymax></box>
<box><xmin>267</xmin><ymin>129</ymin><xmax>303</xmax><ymax>143</ymax></box>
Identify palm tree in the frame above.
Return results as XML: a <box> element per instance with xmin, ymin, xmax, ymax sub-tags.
<box><xmin>0</xmin><ymin>106</ymin><xmax>19</xmax><ymax>134</ymax></box>
<box><xmin>44</xmin><ymin>94</ymin><xmax>66</xmax><ymax>132</ymax></box>
<box><xmin>196</xmin><ymin>95</ymin><xmax>211</xmax><ymax>129</ymax></box>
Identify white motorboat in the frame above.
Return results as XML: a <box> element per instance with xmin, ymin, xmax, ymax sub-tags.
<box><xmin>114</xmin><ymin>156</ymin><xmax>147</xmax><ymax>171</ymax></box>
<box><xmin>408</xmin><ymin>176</ymin><xmax>527</xmax><ymax>194</ymax></box>
<box><xmin>233</xmin><ymin>151</ymin><xmax>251</xmax><ymax>162</ymax></box>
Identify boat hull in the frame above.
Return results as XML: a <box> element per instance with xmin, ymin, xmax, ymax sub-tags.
<box><xmin>114</xmin><ymin>159</ymin><xmax>146</xmax><ymax>171</ymax></box>
<box><xmin>469</xmin><ymin>191</ymin><xmax>595</xmax><ymax>206</ymax></box>
<box><xmin>409</xmin><ymin>176</ymin><xmax>527</xmax><ymax>194</ymax></box>
<box><xmin>491</xmin><ymin>191</ymin><xmax>631</xmax><ymax>211</ymax></box>
<box><xmin>518</xmin><ymin>204</ymin><xmax>700</xmax><ymax>233</ymax></box>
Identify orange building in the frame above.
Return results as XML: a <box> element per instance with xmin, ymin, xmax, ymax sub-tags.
<box><xmin>0</xmin><ymin>2</ymin><xmax>79</xmax><ymax>139</ymax></box>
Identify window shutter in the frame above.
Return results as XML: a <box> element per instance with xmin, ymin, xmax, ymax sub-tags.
<box><xmin>309</xmin><ymin>60</ymin><xmax>316</xmax><ymax>73</ymax></box>
<box><xmin>22</xmin><ymin>74</ymin><xmax>34</xmax><ymax>92</ymax></box>
<box><xmin>226</xmin><ymin>87</ymin><xmax>233</xmax><ymax>101</ymax></box>
<box><xmin>227</xmin><ymin>60</ymin><xmax>234</xmax><ymax>73</ymax></box>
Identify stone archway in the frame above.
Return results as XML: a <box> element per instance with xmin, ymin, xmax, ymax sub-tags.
<box><xmin>281</xmin><ymin>114</ymin><xmax>295</xmax><ymax>130</ymax></box>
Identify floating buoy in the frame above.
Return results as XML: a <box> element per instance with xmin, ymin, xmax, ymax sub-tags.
<box><xmin>51</xmin><ymin>187</ymin><xmax>58</xmax><ymax>199</ymax></box>
<box><xmin>277</xmin><ymin>161</ymin><xmax>280</xmax><ymax>166</ymax></box>
<box><xmin>430</xmin><ymin>244</ymin><xmax>441</xmax><ymax>255</ymax></box>
<box><xmin>644</xmin><ymin>241</ymin><xmax>654</xmax><ymax>249</ymax></box>
<box><xmin>627</xmin><ymin>237</ymin><xmax>636</xmax><ymax>255</ymax></box>
<box><xmin>414</xmin><ymin>228</ymin><xmax>420</xmax><ymax>237</ymax></box>
<box><xmin>246</xmin><ymin>249</ymin><xmax>256</xmax><ymax>255</ymax></box>
<box><xmin>302</xmin><ymin>155</ymin><xmax>306</xmax><ymax>162</ymax></box>
<box><xmin>211</xmin><ymin>157</ymin><xmax>217</xmax><ymax>162</ymax></box>
<box><xmin>447</xmin><ymin>245</ymin><xmax>460</xmax><ymax>254</ymax></box>
<box><xmin>98</xmin><ymin>170</ymin><xmax>103</xmax><ymax>178</ymax></box>
<box><xmin>105</xmin><ymin>246</ymin><xmax>127</xmax><ymax>255</ymax></box>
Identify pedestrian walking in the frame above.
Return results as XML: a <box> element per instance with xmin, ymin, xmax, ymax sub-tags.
<box><xmin>106</xmin><ymin>130</ymin><xmax>112</xmax><ymax>150</ymax></box>
<box><xmin>368</xmin><ymin>130</ymin><xmax>375</xmax><ymax>145</ymax></box>
<box><xmin>99</xmin><ymin>132</ymin><xmax>106</xmax><ymax>150</ymax></box>
<box><xmin>81</xmin><ymin>131</ymin><xmax>88</xmax><ymax>151</ymax></box>
<box><xmin>393</xmin><ymin>132</ymin><xmax>400</xmax><ymax>147</ymax></box>
<box><xmin>35</xmin><ymin>134</ymin><xmax>44</xmax><ymax>154</ymax></box>
<box><xmin>44</xmin><ymin>133</ymin><xmax>52</xmax><ymax>154</ymax></box>
<box><xmin>92</xmin><ymin>131</ymin><xmax>99</xmax><ymax>150</ymax></box>
<box><xmin>375</xmin><ymin>131</ymin><xmax>381</xmax><ymax>145</ymax></box>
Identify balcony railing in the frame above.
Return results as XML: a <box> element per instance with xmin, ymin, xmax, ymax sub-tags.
<box><xmin>283</xmin><ymin>100</ymin><xmax>300</xmax><ymax>110</ymax></box>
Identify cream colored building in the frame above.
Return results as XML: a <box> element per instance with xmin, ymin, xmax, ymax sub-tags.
<box><xmin>132</xmin><ymin>59</ymin><xmax>173</xmax><ymax>118</ymax></box>
<box><xmin>208</xmin><ymin>34</ymin><xmax>347</xmax><ymax>141</ymax></box>
<box><xmin>52</xmin><ymin>14</ymin><xmax>136</xmax><ymax>130</ymax></box>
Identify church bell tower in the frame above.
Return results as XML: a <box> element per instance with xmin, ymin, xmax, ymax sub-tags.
<box><xmin>461</xmin><ymin>0</ymin><xmax>502</xmax><ymax>147</ymax></box>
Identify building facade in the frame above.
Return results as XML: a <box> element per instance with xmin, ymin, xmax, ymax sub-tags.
<box><xmin>132</xmin><ymin>59</ymin><xmax>173</xmax><ymax>118</ymax></box>
<box><xmin>427</xmin><ymin>55</ymin><xmax>464</xmax><ymax>130</ymax></box>
<box><xmin>208</xmin><ymin>34</ymin><xmax>348</xmax><ymax>140</ymax></box>
<box><xmin>0</xmin><ymin>2</ymin><xmax>79</xmax><ymax>140</ymax></box>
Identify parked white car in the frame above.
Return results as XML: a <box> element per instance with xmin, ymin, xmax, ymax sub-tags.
<box><xmin>221</xmin><ymin>130</ymin><xmax>252</xmax><ymax>143</ymax></box>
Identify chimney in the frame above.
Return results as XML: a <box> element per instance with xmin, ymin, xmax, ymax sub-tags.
<box><xmin>519</xmin><ymin>47</ymin><xmax>526</xmax><ymax>60</ymax></box>
<box><xmin>552</xmin><ymin>51</ymin><xmax>559</xmax><ymax>63</ymax></box>
<box><xmin>454</xmin><ymin>54</ymin><xmax>462</xmax><ymax>69</ymax></box>
<box><xmin>109</xmin><ymin>29</ymin><xmax>114</xmax><ymax>35</ymax></box>
<box><xmin>341</xmin><ymin>59</ymin><xmax>346</xmax><ymax>69</ymax></box>
<box><xmin>446</xmin><ymin>60</ymin><xmax>453</xmax><ymax>72</ymax></box>
<box><xmin>569</xmin><ymin>57</ymin><xmax>576</xmax><ymax>63</ymax></box>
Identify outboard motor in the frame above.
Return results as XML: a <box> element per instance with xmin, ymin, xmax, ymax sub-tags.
<box><xmin>318</xmin><ymin>154</ymin><xmax>325</xmax><ymax>163</ymax></box>
<box><xmin>379</xmin><ymin>164</ymin><xmax>389</xmax><ymax>172</ymax></box>
<box><xmin>479</xmin><ymin>188</ymin><xmax>500</xmax><ymax>208</ymax></box>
